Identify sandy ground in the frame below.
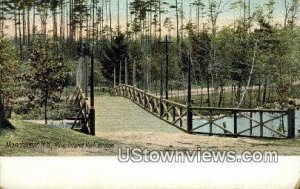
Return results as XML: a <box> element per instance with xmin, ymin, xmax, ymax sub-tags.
<box><xmin>95</xmin><ymin>96</ymin><xmax>300</xmax><ymax>155</ymax></box>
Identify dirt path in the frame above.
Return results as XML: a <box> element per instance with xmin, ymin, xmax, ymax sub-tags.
<box><xmin>152</xmin><ymin>80</ymin><xmax>300</xmax><ymax>98</ymax></box>
<box><xmin>164</xmin><ymin>85</ymin><xmax>260</xmax><ymax>98</ymax></box>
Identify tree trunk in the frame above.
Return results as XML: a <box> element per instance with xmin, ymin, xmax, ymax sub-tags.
<box><xmin>125</xmin><ymin>58</ymin><xmax>128</xmax><ymax>84</ymax></box>
<box><xmin>14</xmin><ymin>10</ymin><xmax>18</xmax><ymax>45</ymax></box>
<box><xmin>0</xmin><ymin>94</ymin><xmax>14</xmax><ymax>130</ymax></box>
<box><xmin>22</xmin><ymin>8</ymin><xmax>26</xmax><ymax>47</ymax></box>
<box><xmin>207</xmin><ymin>75</ymin><xmax>211</xmax><ymax>107</ymax></box>
<box><xmin>119</xmin><ymin>60</ymin><xmax>122</xmax><ymax>85</ymax></box>
<box><xmin>262</xmin><ymin>82</ymin><xmax>267</xmax><ymax>104</ymax></box>
<box><xmin>44</xmin><ymin>88</ymin><xmax>49</xmax><ymax>125</ymax></box>
<box><xmin>33</xmin><ymin>4</ymin><xmax>36</xmax><ymax>38</ymax></box>
<box><xmin>257</xmin><ymin>79</ymin><xmax>261</xmax><ymax>103</ymax></box>
<box><xmin>218</xmin><ymin>78</ymin><xmax>224</xmax><ymax>108</ymax></box>
<box><xmin>109</xmin><ymin>0</ymin><xmax>112</xmax><ymax>42</ymax></box>
<box><xmin>175</xmin><ymin>0</ymin><xmax>179</xmax><ymax>42</ymax></box>
<box><xmin>60</xmin><ymin>1</ymin><xmax>65</xmax><ymax>41</ymax></box>
<box><xmin>159</xmin><ymin>0</ymin><xmax>162</xmax><ymax>40</ymax></box>
<box><xmin>53</xmin><ymin>8</ymin><xmax>58</xmax><ymax>41</ymax></box>
<box><xmin>133</xmin><ymin>59</ymin><xmax>136</xmax><ymax>87</ymax></box>
<box><xmin>114</xmin><ymin>66</ymin><xmax>116</xmax><ymax>87</ymax></box>
<box><xmin>18</xmin><ymin>10</ymin><xmax>23</xmax><ymax>62</ymax></box>
<box><xmin>27</xmin><ymin>8</ymin><xmax>30</xmax><ymax>47</ymax></box>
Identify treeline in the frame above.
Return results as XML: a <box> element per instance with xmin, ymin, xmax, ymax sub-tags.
<box><xmin>0</xmin><ymin>0</ymin><xmax>299</xmax><ymax>115</ymax></box>
<box><xmin>98</xmin><ymin>0</ymin><xmax>300</xmax><ymax>109</ymax></box>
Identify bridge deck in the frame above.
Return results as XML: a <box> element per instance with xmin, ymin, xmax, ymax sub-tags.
<box><xmin>95</xmin><ymin>96</ymin><xmax>180</xmax><ymax>135</ymax></box>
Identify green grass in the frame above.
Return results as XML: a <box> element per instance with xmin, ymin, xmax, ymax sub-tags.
<box><xmin>0</xmin><ymin>120</ymin><xmax>117</xmax><ymax>156</ymax></box>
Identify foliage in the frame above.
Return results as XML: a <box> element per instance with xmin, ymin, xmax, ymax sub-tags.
<box><xmin>21</xmin><ymin>37</ymin><xmax>70</xmax><ymax>123</ymax></box>
<box><xmin>0</xmin><ymin>37</ymin><xmax>21</xmax><ymax>107</ymax></box>
<box><xmin>100</xmin><ymin>33</ymin><xmax>129</xmax><ymax>84</ymax></box>
<box><xmin>0</xmin><ymin>0</ymin><xmax>300</xmax><ymax>111</ymax></box>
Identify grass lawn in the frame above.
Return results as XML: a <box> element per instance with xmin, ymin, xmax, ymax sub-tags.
<box><xmin>0</xmin><ymin>120</ymin><xmax>119</xmax><ymax>156</ymax></box>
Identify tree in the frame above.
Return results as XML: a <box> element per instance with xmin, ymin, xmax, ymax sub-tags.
<box><xmin>24</xmin><ymin>37</ymin><xmax>69</xmax><ymax>124</ymax></box>
<box><xmin>207</xmin><ymin>0</ymin><xmax>226</xmax><ymax>103</ymax></box>
<box><xmin>101</xmin><ymin>33</ymin><xmax>128</xmax><ymax>85</ymax></box>
<box><xmin>284</xmin><ymin>0</ymin><xmax>300</xmax><ymax>28</ymax></box>
<box><xmin>189</xmin><ymin>30</ymin><xmax>212</xmax><ymax>106</ymax></box>
<box><xmin>0</xmin><ymin>37</ymin><xmax>18</xmax><ymax>130</ymax></box>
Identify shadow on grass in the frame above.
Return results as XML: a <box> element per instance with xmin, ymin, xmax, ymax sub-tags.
<box><xmin>0</xmin><ymin>118</ymin><xmax>15</xmax><ymax>132</ymax></box>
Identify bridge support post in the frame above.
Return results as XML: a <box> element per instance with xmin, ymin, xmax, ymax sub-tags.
<box><xmin>89</xmin><ymin>108</ymin><xmax>95</xmax><ymax>136</ymax></box>
<box><xmin>233</xmin><ymin>111</ymin><xmax>237</xmax><ymax>137</ymax></box>
<box><xmin>187</xmin><ymin>53</ymin><xmax>193</xmax><ymax>133</ymax></box>
<box><xmin>287</xmin><ymin>108</ymin><xmax>295</xmax><ymax>139</ymax></box>
<box><xmin>89</xmin><ymin>0</ymin><xmax>96</xmax><ymax>136</ymax></box>
<box><xmin>187</xmin><ymin>107</ymin><xmax>193</xmax><ymax>133</ymax></box>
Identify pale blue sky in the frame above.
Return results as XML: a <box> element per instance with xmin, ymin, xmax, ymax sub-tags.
<box><xmin>105</xmin><ymin>0</ymin><xmax>290</xmax><ymax>31</ymax></box>
<box><xmin>109</xmin><ymin>0</ymin><xmax>286</xmax><ymax>20</ymax></box>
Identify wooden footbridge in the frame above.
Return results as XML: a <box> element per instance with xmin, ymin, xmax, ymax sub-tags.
<box><xmin>68</xmin><ymin>84</ymin><xmax>296</xmax><ymax>139</ymax></box>
<box><xmin>111</xmin><ymin>84</ymin><xmax>296</xmax><ymax>139</ymax></box>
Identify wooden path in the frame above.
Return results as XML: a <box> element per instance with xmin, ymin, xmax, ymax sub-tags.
<box><xmin>94</xmin><ymin>96</ymin><xmax>180</xmax><ymax>135</ymax></box>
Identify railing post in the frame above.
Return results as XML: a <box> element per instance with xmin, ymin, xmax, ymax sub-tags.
<box><xmin>172</xmin><ymin>106</ymin><xmax>176</xmax><ymax>123</ymax></box>
<box><xmin>160</xmin><ymin>99</ymin><xmax>164</xmax><ymax>118</ymax></box>
<box><xmin>209</xmin><ymin>110</ymin><xmax>213</xmax><ymax>135</ymax></box>
<box><xmin>187</xmin><ymin>106</ymin><xmax>193</xmax><ymax>133</ymax></box>
<box><xmin>143</xmin><ymin>91</ymin><xmax>147</xmax><ymax>108</ymax></box>
<box><xmin>287</xmin><ymin>108</ymin><xmax>295</xmax><ymax>139</ymax></box>
<box><xmin>166</xmin><ymin>103</ymin><xmax>169</xmax><ymax>120</ymax></box>
<box><xmin>125</xmin><ymin>85</ymin><xmax>128</xmax><ymax>98</ymax></box>
<box><xmin>250</xmin><ymin>112</ymin><xmax>253</xmax><ymax>136</ymax></box>
<box><xmin>260</xmin><ymin>111</ymin><xmax>263</xmax><ymax>138</ymax></box>
<box><xmin>234</xmin><ymin>111</ymin><xmax>237</xmax><ymax>137</ymax></box>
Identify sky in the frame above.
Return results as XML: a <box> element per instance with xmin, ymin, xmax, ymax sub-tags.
<box><xmin>2</xmin><ymin>0</ymin><xmax>297</xmax><ymax>37</ymax></box>
<box><xmin>102</xmin><ymin>0</ymin><xmax>295</xmax><ymax>35</ymax></box>
<box><xmin>105</xmin><ymin>0</ymin><xmax>292</xmax><ymax>35</ymax></box>
<box><xmin>108</xmin><ymin>0</ymin><xmax>288</xmax><ymax>23</ymax></box>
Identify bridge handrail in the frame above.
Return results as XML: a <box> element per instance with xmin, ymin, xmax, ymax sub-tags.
<box><xmin>191</xmin><ymin>106</ymin><xmax>287</xmax><ymax>113</ymax></box>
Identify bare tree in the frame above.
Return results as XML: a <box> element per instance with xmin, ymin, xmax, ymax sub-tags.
<box><xmin>207</xmin><ymin>0</ymin><xmax>226</xmax><ymax>105</ymax></box>
<box><xmin>284</xmin><ymin>0</ymin><xmax>300</xmax><ymax>28</ymax></box>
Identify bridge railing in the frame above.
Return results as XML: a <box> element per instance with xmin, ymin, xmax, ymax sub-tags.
<box><xmin>112</xmin><ymin>84</ymin><xmax>296</xmax><ymax>139</ymax></box>
<box><xmin>191</xmin><ymin>107</ymin><xmax>295</xmax><ymax>139</ymax></box>
<box><xmin>69</xmin><ymin>86</ymin><xmax>92</xmax><ymax>135</ymax></box>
